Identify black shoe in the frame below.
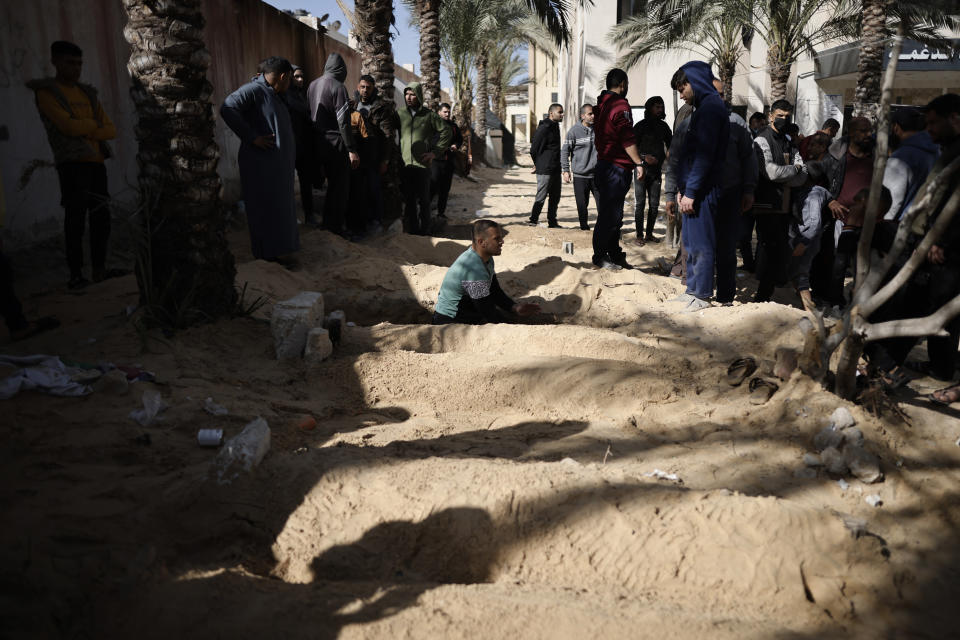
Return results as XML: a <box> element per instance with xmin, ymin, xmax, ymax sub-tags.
<box><xmin>644</xmin><ymin>234</ymin><xmax>660</xmax><ymax>243</ymax></box>
<box><xmin>613</xmin><ymin>257</ymin><xmax>634</xmax><ymax>270</ymax></box>
<box><xmin>597</xmin><ymin>259</ymin><xmax>623</xmax><ymax>271</ymax></box>
<box><xmin>526</xmin><ymin>219</ymin><xmax>538</xmax><ymax>226</ymax></box>
<box><xmin>580</xmin><ymin>225</ymin><xmax>590</xmax><ymax>231</ymax></box>
<box><xmin>548</xmin><ymin>222</ymin><xmax>562</xmax><ymax>229</ymax></box>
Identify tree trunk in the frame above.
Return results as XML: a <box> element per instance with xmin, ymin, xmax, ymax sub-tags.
<box><xmin>453</xmin><ymin>76</ymin><xmax>473</xmax><ymax>131</ymax></box>
<box><xmin>121</xmin><ymin>0</ymin><xmax>236</xmax><ymax>325</ymax></box>
<box><xmin>475</xmin><ymin>49</ymin><xmax>489</xmax><ymax>138</ymax></box>
<box><xmin>853</xmin><ymin>0</ymin><xmax>889</xmax><ymax>119</ymax></box>
<box><xmin>489</xmin><ymin>74</ymin><xmax>503</xmax><ymax>127</ymax></box>
<box><xmin>417</xmin><ymin>0</ymin><xmax>441</xmax><ymax>110</ymax></box>
<box><xmin>354</xmin><ymin>0</ymin><xmax>401</xmax><ymax>222</ymax></box>
<box><xmin>720</xmin><ymin>59</ymin><xmax>736</xmax><ymax>104</ymax></box>
<box><xmin>767</xmin><ymin>46</ymin><xmax>791</xmax><ymax>102</ymax></box>
<box><xmin>835</xmin><ymin>313</ymin><xmax>865</xmax><ymax>400</ymax></box>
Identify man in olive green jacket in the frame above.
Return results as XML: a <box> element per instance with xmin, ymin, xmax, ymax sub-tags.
<box><xmin>396</xmin><ymin>82</ymin><xmax>452</xmax><ymax>234</ymax></box>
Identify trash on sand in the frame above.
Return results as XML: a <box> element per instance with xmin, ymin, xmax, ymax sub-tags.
<box><xmin>203</xmin><ymin>397</ymin><xmax>228</xmax><ymax>416</ymax></box>
<box><xmin>198</xmin><ymin>429</ymin><xmax>224</xmax><ymax>447</ymax></box>
<box><xmin>837</xmin><ymin>479</ymin><xmax>850</xmax><ymax>491</ymax></box>
<box><xmin>865</xmin><ymin>494</ymin><xmax>883</xmax><ymax>507</ymax></box>
<box><xmin>644</xmin><ymin>469</ymin><xmax>680</xmax><ymax>482</ymax></box>
<box><xmin>214</xmin><ymin>417</ymin><xmax>271</xmax><ymax>484</ymax></box>
<box><xmin>562</xmin><ymin>241</ymin><xmax>574</xmax><ymax>255</ymax></box>
<box><xmin>129</xmin><ymin>389</ymin><xmax>169</xmax><ymax>427</ymax></box>
<box><xmin>475</xmin><ymin>209</ymin><xmax>490</xmax><ymax>218</ymax></box>
<box><xmin>560</xmin><ymin>457</ymin><xmax>580</xmax><ymax>467</ymax></box>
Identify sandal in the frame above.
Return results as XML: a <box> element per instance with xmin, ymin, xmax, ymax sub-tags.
<box><xmin>726</xmin><ymin>357</ymin><xmax>757</xmax><ymax>386</ymax></box>
<box><xmin>748</xmin><ymin>377</ymin><xmax>779</xmax><ymax>405</ymax></box>
<box><xmin>928</xmin><ymin>384</ymin><xmax>960</xmax><ymax>407</ymax></box>
<box><xmin>10</xmin><ymin>316</ymin><xmax>60</xmax><ymax>341</ymax></box>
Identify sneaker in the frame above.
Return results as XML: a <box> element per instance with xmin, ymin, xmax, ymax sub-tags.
<box><xmin>668</xmin><ymin>293</ymin><xmax>695</xmax><ymax>304</ymax></box>
<box><xmin>645</xmin><ymin>235</ymin><xmax>661</xmax><ymax>243</ymax></box>
<box><xmin>684</xmin><ymin>297</ymin><xmax>712</xmax><ymax>312</ymax></box>
<box><xmin>613</xmin><ymin>257</ymin><xmax>634</xmax><ymax>270</ymax></box>
<box><xmin>548</xmin><ymin>222</ymin><xmax>562</xmax><ymax>228</ymax></box>
<box><xmin>598</xmin><ymin>260</ymin><xmax>623</xmax><ymax>271</ymax></box>
<box><xmin>526</xmin><ymin>220</ymin><xmax>538</xmax><ymax>226</ymax></box>
<box><xmin>633</xmin><ymin>236</ymin><xmax>645</xmax><ymax>246</ymax></box>
<box><xmin>580</xmin><ymin>225</ymin><xmax>591</xmax><ymax>231</ymax></box>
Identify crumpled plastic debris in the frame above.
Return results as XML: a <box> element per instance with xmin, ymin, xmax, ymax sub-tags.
<box><xmin>129</xmin><ymin>389</ymin><xmax>169</xmax><ymax>426</ymax></box>
<box><xmin>644</xmin><ymin>469</ymin><xmax>680</xmax><ymax>482</ymax></box>
<box><xmin>203</xmin><ymin>397</ymin><xmax>228</xmax><ymax>416</ymax></box>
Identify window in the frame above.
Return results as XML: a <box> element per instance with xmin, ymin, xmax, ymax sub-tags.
<box><xmin>551</xmin><ymin>92</ymin><xmax>558</xmax><ymax>103</ymax></box>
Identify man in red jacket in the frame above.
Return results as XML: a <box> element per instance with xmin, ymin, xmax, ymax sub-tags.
<box><xmin>591</xmin><ymin>69</ymin><xmax>646</xmax><ymax>270</ymax></box>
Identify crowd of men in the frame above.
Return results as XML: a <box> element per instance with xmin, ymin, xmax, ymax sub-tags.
<box><xmin>6</xmin><ymin>42</ymin><xmax>959</xmax><ymax>403</ymax></box>
<box><xmin>482</xmin><ymin>63</ymin><xmax>959</xmax><ymax>399</ymax></box>
<box><xmin>220</xmin><ymin>53</ymin><xmax>466</xmax><ymax>266</ymax></box>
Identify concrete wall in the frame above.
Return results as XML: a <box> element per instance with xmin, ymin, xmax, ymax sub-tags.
<box><xmin>0</xmin><ymin>0</ymin><xmax>423</xmax><ymax>247</ymax></box>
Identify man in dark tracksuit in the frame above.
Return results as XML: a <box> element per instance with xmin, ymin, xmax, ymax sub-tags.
<box><xmin>592</xmin><ymin>69</ymin><xmax>646</xmax><ymax>270</ymax></box>
<box><xmin>430</xmin><ymin>102</ymin><xmax>464</xmax><ymax>219</ymax></box>
<box><xmin>632</xmin><ymin>96</ymin><xmax>672</xmax><ymax>244</ymax></box>
<box><xmin>753</xmin><ymin>100</ymin><xmax>808</xmax><ymax>302</ymax></box>
<box><xmin>561</xmin><ymin>104</ymin><xmax>599</xmax><ymax>231</ymax></box>
<box><xmin>308</xmin><ymin>53</ymin><xmax>359</xmax><ymax>236</ymax></box>
<box><xmin>528</xmin><ymin>103</ymin><xmax>564</xmax><ymax>227</ymax></box>
<box><xmin>286</xmin><ymin>65</ymin><xmax>317</xmax><ymax>226</ymax></box>
<box><xmin>672</xmin><ymin>61</ymin><xmax>729</xmax><ymax>311</ymax></box>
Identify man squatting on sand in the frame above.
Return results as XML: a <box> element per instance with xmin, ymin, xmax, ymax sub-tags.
<box><xmin>432</xmin><ymin>220</ymin><xmax>541</xmax><ymax>325</ymax></box>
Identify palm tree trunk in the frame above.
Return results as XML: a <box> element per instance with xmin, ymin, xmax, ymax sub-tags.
<box><xmin>121</xmin><ymin>0</ymin><xmax>236</xmax><ymax>323</ymax></box>
<box><xmin>453</xmin><ymin>74</ymin><xmax>473</xmax><ymax>131</ymax></box>
<box><xmin>719</xmin><ymin>59</ymin><xmax>736</xmax><ymax>104</ymax></box>
<box><xmin>475</xmin><ymin>49</ymin><xmax>489</xmax><ymax>137</ymax></box>
<box><xmin>853</xmin><ymin>0</ymin><xmax>889</xmax><ymax>118</ymax></box>
<box><xmin>767</xmin><ymin>46</ymin><xmax>791</xmax><ymax>102</ymax></box>
<box><xmin>489</xmin><ymin>75</ymin><xmax>503</xmax><ymax>127</ymax></box>
<box><xmin>354</xmin><ymin>0</ymin><xmax>402</xmax><ymax>222</ymax></box>
<box><xmin>417</xmin><ymin>0</ymin><xmax>441</xmax><ymax>109</ymax></box>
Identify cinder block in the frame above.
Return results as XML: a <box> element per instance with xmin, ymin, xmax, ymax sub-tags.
<box><xmin>270</xmin><ymin>292</ymin><xmax>324</xmax><ymax>359</ymax></box>
<box><xmin>304</xmin><ymin>327</ymin><xmax>334</xmax><ymax>364</ymax></box>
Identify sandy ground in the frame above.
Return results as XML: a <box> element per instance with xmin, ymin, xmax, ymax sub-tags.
<box><xmin>2</xmin><ymin>162</ymin><xmax>960</xmax><ymax>639</ymax></box>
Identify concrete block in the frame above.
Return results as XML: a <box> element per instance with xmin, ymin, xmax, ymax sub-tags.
<box><xmin>813</xmin><ymin>426</ymin><xmax>844</xmax><ymax>452</ymax></box>
<box><xmin>820</xmin><ymin>446</ymin><xmax>848</xmax><ymax>475</ymax></box>
<box><xmin>304</xmin><ymin>327</ymin><xmax>334</xmax><ymax>364</ymax></box>
<box><xmin>271</xmin><ymin>292</ymin><xmax>324</xmax><ymax>359</ymax></box>
<box><xmin>844</xmin><ymin>444</ymin><xmax>882</xmax><ymax>483</ymax></box>
<box><xmin>829</xmin><ymin>406</ymin><xmax>856</xmax><ymax>430</ymax></box>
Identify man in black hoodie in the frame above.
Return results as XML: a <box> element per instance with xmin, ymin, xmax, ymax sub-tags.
<box><xmin>527</xmin><ymin>103</ymin><xmax>564</xmax><ymax>228</ymax></box>
<box><xmin>632</xmin><ymin>96</ymin><xmax>672</xmax><ymax>244</ymax></box>
<box><xmin>308</xmin><ymin>53</ymin><xmax>359</xmax><ymax>236</ymax></box>
<box><xmin>286</xmin><ymin>65</ymin><xmax>317</xmax><ymax>226</ymax></box>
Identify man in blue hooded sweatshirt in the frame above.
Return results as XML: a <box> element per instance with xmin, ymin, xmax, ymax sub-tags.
<box><xmin>671</xmin><ymin>62</ymin><xmax>730</xmax><ymax>312</ymax></box>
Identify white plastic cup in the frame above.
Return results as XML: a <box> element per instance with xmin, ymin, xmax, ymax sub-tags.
<box><xmin>562</xmin><ymin>241</ymin><xmax>574</xmax><ymax>255</ymax></box>
<box><xmin>198</xmin><ymin>428</ymin><xmax>224</xmax><ymax>447</ymax></box>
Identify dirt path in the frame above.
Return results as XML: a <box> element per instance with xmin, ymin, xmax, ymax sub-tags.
<box><xmin>2</xmin><ymin>165</ymin><xmax>959</xmax><ymax>638</ymax></box>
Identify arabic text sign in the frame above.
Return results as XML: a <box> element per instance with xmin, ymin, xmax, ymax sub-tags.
<box><xmin>886</xmin><ymin>39</ymin><xmax>960</xmax><ymax>72</ymax></box>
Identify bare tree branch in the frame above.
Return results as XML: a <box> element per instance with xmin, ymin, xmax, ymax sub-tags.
<box><xmin>862</xmin><ymin>293</ymin><xmax>960</xmax><ymax>341</ymax></box>
<box><xmin>856</xmin><ymin>156</ymin><xmax>960</xmax><ymax>303</ymax></box>
<box><xmin>859</xmin><ymin>186</ymin><xmax>960</xmax><ymax>317</ymax></box>
<box><xmin>854</xmin><ymin>27</ymin><xmax>903</xmax><ymax>294</ymax></box>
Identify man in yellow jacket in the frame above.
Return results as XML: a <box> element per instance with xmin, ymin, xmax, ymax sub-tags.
<box><xmin>28</xmin><ymin>41</ymin><xmax>117</xmax><ymax>289</ymax></box>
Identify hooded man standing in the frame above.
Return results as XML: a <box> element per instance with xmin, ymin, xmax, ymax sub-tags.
<box><xmin>561</xmin><ymin>104</ymin><xmax>599</xmax><ymax>231</ymax></box>
<box><xmin>396</xmin><ymin>83</ymin><xmax>451</xmax><ymax>235</ymax></box>
<box><xmin>671</xmin><ymin>61</ymin><xmax>730</xmax><ymax>311</ymax></box>
<box><xmin>220</xmin><ymin>56</ymin><xmax>300</xmax><ymax>263</ymax></box>
<box><xmin>528</xmin><ymin>103</ymin><xmax>564</xmax><ymax>228</ymax></box>
<box><xmin>632</xmin><ymin>96</ymin><xmax>672</xmax><ymax>244</ymax></box>
<box><xmin>28</xmin><ymin>40</ymin><xmax>117</xmax><ymax>289</ymax></box>
<box><xmin>308</xmin><ymin>53</ymin><xmax>359</xmax><ymax>236</ymax></box>
<box><xmin>592</xmin><ymin>69</ymin><xmax>646</xmax><ymax>270</ymax></box>
<box><xmin>285</xmin><ymin>65</ymin><xmax>317</xmax><ymax>226</ymax></box>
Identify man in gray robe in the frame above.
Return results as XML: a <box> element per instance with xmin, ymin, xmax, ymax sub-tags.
<box><xmin>220</xmin><ymin>56</ymin><xmax>300</xmax><ymax>262</ymax></box>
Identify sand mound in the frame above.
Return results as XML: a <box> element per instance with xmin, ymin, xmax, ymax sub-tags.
<box><xmin>3</xmin><ymin>165</ymin><xmax>959</xmax><ymax>639</ymax></box>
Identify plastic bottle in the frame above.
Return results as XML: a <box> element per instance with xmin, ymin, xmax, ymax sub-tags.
<box><xmin>214</xmin><ymin>417</ymin><xmax>271</xmax><ymax>484</ymax></box>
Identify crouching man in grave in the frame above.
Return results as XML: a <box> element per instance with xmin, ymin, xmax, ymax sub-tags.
<box><xmin>432</xmin><ymin>220</ymin><xmax>541</xmax><ymax>324</ymax></box>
